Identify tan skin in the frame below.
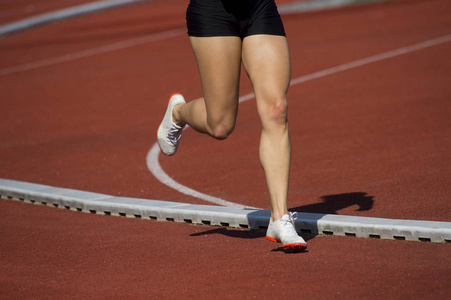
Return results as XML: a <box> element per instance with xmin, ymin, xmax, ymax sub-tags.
<box><xmin>173</xmin><ymin>35</ymin><xmax>291</xmax><ymax>221</ymax></box>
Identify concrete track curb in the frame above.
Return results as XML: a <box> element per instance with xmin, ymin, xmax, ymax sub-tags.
<box><xmin>1</xmin><ymin>179</ymin><xmax>450</xmax><ymax>244</ymax></box>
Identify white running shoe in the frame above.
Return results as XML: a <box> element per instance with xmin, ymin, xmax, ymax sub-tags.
<box><xmin>266</xmin><ymin>212</ymin><xmax>307</xmax><ymax>251</ymax></box>
<box><xmin>157</xmin><ymin>93</ymin><xmax>186</xmax><ymax>156</ymax></box>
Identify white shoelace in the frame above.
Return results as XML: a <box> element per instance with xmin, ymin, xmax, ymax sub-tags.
<box><xmin>282</xmin><ymin>212</ymin><xmax>298</xmax><ymax>235</ymax></box>
<box><xmin>166</xmin><ymin>125</ymin><xmax>183</xmax><ymax>145</ymax></box>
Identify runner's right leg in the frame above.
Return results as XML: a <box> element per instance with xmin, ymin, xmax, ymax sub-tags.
<box><xmin>173</xmin><ymin>36</ymin><xmax>242</xmax><ymax>140</ymax></box>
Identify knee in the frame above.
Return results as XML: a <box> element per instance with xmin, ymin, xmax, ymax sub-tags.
<box><xmin>260</xmin><ymin>97</ymin><xmax>288</xmax><ymax>127</ymax></box>
<box><xmin>207</xmin><ymin>121</ymin><xmax>235</xmax><ymax>140</ymax></box>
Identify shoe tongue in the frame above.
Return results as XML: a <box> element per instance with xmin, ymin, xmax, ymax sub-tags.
<box><xmin>171</xmin><ymin>121</ymin><xmax>182</xmax><ymax>129</ymax></box>
<box><xmin>281</xmin><ymin>214</ymin><xmax>291</xmax><ymax>221</ymax></box>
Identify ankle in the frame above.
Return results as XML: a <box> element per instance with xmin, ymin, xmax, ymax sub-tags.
<box><xmin>172</xmin><ymin>103</ymin><xmax>184</xmax><ymax>126</ymax></box>
<box><xmin>271</xmin><ymin>211</ymin><xmax>288</xmax><ymax>222</ymax></box>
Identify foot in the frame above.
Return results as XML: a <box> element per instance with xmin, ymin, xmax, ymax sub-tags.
<box><xmin>266</xmin><ymin>212</ymin><xmax>307</xmax><ymax>251</ymax></box>
<box><xmin>157</xmin><ymin>93</ymin><xmax>186</xmax><ymax>156</ymax></box>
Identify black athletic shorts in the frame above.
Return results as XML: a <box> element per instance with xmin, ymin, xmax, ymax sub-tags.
<box><xmin>186</xmin><ymin>0</ymin><xmax>286</xmax><ymax>39</ymax></box>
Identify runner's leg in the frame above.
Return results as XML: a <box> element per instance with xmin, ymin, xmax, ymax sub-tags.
<box><xmin>242</xmin><ymin>34</ymin><xmax>292</xmax><ymax>221</ymax></box>
<box><xmin>173</xmin><ymin>36</ymin><xmax>242</xmax><ymax>139</ymax></box>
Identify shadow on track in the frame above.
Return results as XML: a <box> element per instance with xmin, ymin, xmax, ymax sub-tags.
<box><xmin>190</xmin><ymin>227</ymin><xmax>265</xmax><ymax>239</ymax></box>
<box><xmin>289</xmin><ymin>192</ymin><xmax>374</xmax><ymax>215</ymax></box>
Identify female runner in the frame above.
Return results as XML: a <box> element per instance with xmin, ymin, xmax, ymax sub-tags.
<box><xmin>158</xmin><ymin>0</ymin><xmax>306</xmax><ymax>251</ymax></box>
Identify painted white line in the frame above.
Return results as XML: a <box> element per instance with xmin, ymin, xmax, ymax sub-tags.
<box><xmin>0</xmin><ymin>27</ymin><xmax>185</xmax><ymax>76</ymax></box>
<box><xmin>291</xmin><ymin>34</ymin><xmax>451</xmax><ymax>86</ymax></box>
<box><xmin>0</xmin><ymin>0</ymin><xmax>150</xmax><ymax>36</ymax></box>
<box><xmin>278</xmin><ymin>0</ymin><xmax>387</xmax><ymax>14</ymax></box>
<box><xmin>146</xmin><ymin>34</ymin><xmax>451</xmax><ymax>206</ymax></box>
<box><xmin>147</xmin><ymin>142</ymin><xmax>251</xmax><ymax>208</ymax></box>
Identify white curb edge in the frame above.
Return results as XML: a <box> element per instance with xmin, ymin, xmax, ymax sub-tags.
<box><xmin>1</xmin><ymin>178</ymin><xmax>450</xmax><ymax>244</ymax></box>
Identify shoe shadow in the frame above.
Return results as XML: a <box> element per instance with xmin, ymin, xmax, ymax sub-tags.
<box><xmin>270</xmin><ymin>247</ymin><xmax>309</xmax><ymax>254</ymax></box>
<box><xmin>190</xmin><ymin>227</ymin><xmax>311</xmax><ymax>254</ymax></box>
<box><xmin>190</xmin><ymin>227</ymin><xmax>265</xmax><ymax>239</ymax></box>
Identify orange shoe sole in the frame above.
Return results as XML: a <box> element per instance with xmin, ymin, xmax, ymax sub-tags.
<box><xmin>266</xmin><ymin>236</ymin><xmax>307</xmax><ymax>251</ymax></box>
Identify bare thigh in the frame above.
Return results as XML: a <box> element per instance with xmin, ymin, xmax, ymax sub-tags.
<box><xmin>241</xmin><ymin>35</ymin><xmax>291</xmax><ymax>127</ymax></box>
<box><xmin>189</xmin><ymin>36</ymin><xmax>242</xmax><ymax>135</ymax></box>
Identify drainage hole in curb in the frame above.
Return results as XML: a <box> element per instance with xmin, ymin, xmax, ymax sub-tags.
<box><xmin>239</xmin><ymin>224</ymin><xmax>248</xmax><ymax>229</ymax></box>
<box><xmin>184</xmin><ymin>219</ymin><xmax>192</xmax><ymax>224</ymax></box>
<box><xmin>89</xmin><ymin>210</ymin><xmax>96</xmax><ymax>214</ymax></box>
<box><xmin>201</xmin><ymin>220</ymin><xmax>211</xmax><ymax>225</ymax></box>
<box><xmin>369</xmin><ymin>234</ymin><xmax>380</xmax><ymax>239</ymax></box>
<box><xmin>419</xmin><ymin>237</ymin><xmax>431</xmax><ymax>242</ymax></box>
<box><xmin>64</xmin><ymin>206</ymin><xmax>71</xmax><ymax>210</ymax></box>
<box><xmin>119</xmin><ymin>212</ymin><xmax>126</xmax><ymax>217</ymax></box>
<box><xmin>53</xmin><ymin>204</ymin><xmax>58</xmax><ymax>208</ymax></box>
<box><xmin>149</xmin><ymin>216</ymin><xmax>157</xmax><ymax>220</ymax></box>
<box><xmin>345</xmin><ymin>232</ymin><xmax>356</xmax><ymax>237</ymax></box>
<box><xmin>166</xmin><ymin>217</ymin><xmax>175</xmax><ymax>222</ymax></box>
<box><xmin>220</xmin><ymin>222</ymin><xmax>229</xmax><ymax>227</ymax></box>
<box><xmin>323</xmin><ymin>231</ymin><xmax>333</xmax><ymax>235</ymax></box>
<box><xmin>394</xmin><ymin>236</ymin><xmax>406</xmax><ymax>240</ymax></box>
<box><xmin>104</xmin><ymin>211</ymin><xmax>111</xmax><ymax>215</ymax></box>
<box><xmin>134</xmin><ymin>214</ymin><xmax>141</xmax><ymax>219</ymax></box>
<box><xmin>76</xmin><ymin>208</ymin><xmax>82</xmax><ymax>212</ymax></box>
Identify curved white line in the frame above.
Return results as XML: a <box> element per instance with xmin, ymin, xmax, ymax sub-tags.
<box><xmin>147</xmin><ymin>34</ymin><xmax>451</xmax><ymax>207</ymax></box>
<box><xmin>147</xmin><ymin>142</ymin><xmax>252</xmax><ymax>208</ymax></box>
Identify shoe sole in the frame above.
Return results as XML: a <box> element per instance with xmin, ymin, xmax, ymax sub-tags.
<box><xmin>266</xmin><ymin>235</ymin><xmax>307</xmax><ymax>251</ymax></box>
<box><xmin>156</xmin><ymin>93</ymin><xmax>183</xmax><ymax>156</ymax></box>
<box><xmin>282</xmin><ymin>242</ymin><xmax>307</xmax><ymax>251</ymax></box>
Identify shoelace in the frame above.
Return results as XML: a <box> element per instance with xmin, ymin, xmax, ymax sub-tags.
<box><xmin>166</xmin><ymin>125</ymin><xmax>183</xmax><ymax>145</ymax></box>
<box><xmin>289</xmin><ymin>212</ymin><xmax>298</xmax><ymax>222</ymax></box>
<box><xmin>282</xmin><ymin>212</ymin><xmax>298</xmax><ymax>235</ymax></box>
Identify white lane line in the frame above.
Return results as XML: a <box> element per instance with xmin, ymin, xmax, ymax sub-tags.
<box><xmin>0</xmin><ymin>27</ymin><xmax>185</xmax><ymax>76</ymax></box>
<box><xmin>146</xmin><ymin>34</ymin><xmax>451</xmax><ymax>207</ymax></box>
<box><xmin>291</xmin><ymin>34</ymin><xmax>451</xmax><ymax>85</ymax></box>
<box><xmin>0</xmin><ymin>0</ymin><xmax>151</xmax><ymax>36</ymax></box>
<box><xmin>278</xmin><ymin>0</ymin><xmax>386</xmax><ymax>14</ymax></box>
<box><xmin>146</xmin><ymin>142</ymin><xmax>252</xmax><ymax>208</ymax></box>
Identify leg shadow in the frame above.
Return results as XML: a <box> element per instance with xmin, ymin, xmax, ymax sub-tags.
<box><xmin>290</xmin><ymin>192</ymin><xmax>374</xmax><ymax>214</ymax></box>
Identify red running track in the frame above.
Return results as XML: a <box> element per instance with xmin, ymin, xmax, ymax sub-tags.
<box><xmin>0</xmin><ymin>0</ymin><xmax>99</xmax><ymax>25</ymax></box>
<box><xmin>0</xmin><ymin>0</ymin><xmax>450</xmax><ymax>298</ymax></box>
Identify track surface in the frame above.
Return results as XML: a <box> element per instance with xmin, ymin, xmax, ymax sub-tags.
<box><xmin>0</xmin><ymin>0</ymin><xmax>98</xmax><ymax>25</ymax></box>
<box><xmin>0</xmin><ymin>0</ymin><xmax>450</xmax><ymax>298</ymax></box>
